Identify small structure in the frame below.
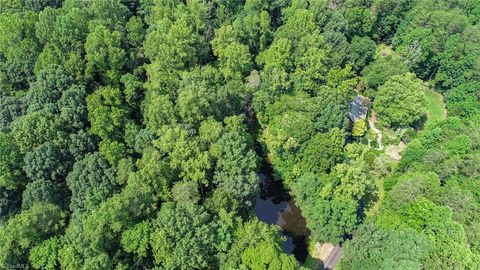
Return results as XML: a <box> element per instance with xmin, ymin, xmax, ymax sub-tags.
<box><xmin>349</xmin><ymin>95</ymin><xmax>369</xmax><ymax>123</ymax></box>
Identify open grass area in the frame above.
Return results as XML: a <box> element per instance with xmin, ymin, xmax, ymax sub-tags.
<box><xmin>425</xmin><ymin>88</ymin><xmax>447</xmax><ymax>127</ymax></box>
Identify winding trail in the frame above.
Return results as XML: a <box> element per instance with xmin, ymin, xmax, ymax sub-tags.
<box><xmin>368</xmin><ymin>111</ymin><xmax>383</xmax><ymax>150</ymax></box>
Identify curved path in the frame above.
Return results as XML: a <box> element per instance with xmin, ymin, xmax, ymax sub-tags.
<box><xmin>368</xmin><ymin>111</ymin><xmax>383</xmax><ymax>150</ymax></box>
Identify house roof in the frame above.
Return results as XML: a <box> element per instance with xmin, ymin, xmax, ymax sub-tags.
<box><xmin>349</xmin><ymin>96</ymin><xmax>368</xmax><ymax>121</ymax></box>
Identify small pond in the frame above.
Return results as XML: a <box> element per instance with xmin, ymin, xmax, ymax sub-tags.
<box><xmin>254</xmin><ymin>161</ymin><xmax>310</xmax><ymax>263</ymax></box>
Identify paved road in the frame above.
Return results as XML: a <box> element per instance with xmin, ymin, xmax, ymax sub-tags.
<box><xmin>323</xmin><ymin>246</ymin><xmax>342</xmax><ymax>270</ymax></box>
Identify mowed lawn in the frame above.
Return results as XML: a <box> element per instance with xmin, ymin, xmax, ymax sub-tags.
<box><xmin>425</xmin><ymin>88</ymin><xmax>447</xmax><ymax>127</ymax></box>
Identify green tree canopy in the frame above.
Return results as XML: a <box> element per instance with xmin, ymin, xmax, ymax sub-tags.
<box><xmin>373</xmin><ymin>73</ymin><xmax>427</xmax><ymax>127</ymax></box>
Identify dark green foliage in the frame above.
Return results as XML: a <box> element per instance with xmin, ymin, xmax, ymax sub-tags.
<box><xmin>0</xmin><ymin>95</ymin><xmax>26</xmax><ymax>132</ymax></box>
<box><xmin>446</xmin><ymin>82</ymin><xmax>480</xmax><ymax>118</ymax></box>
<box><xmin>23</xmin><ymin>142</ymin><xmax>72</xmax><ymax>182</ymax></box>
<box><xmin>25</xmin><ymin>65</ymin><xmax>73</xmax><ymax>113</ymax></box>
<box><xmin>24</xmin><ymin>0</ymin><xmax>62</xmax><ymax>12</ymax></box>
<box><xmin>0</xmin><ymin>187</ymin><xmax>20</xmax><ymax>222</ymax></box>
<box><xmin>57</xmin><ymin>85</ymin><xmax>88</xmax><ymax>130</ymax></box>
<box><xmin>370</xmin><ymin>0</ymin><xmax>417</xmax><ymax>42</ymax></box>
<box><xmin>361</xmin><ymin>55</ymin><xmax>409</xmax><ymax>94</ymax></box>
<box><xmin>65</xmin><ymin>153</ymin><xmax>118</xmax><ymax>213</ymax></box>
<box><xmin>339</xmin><ymin>222</ymin><xmax>429</xmax><ymax>270</ymax></box>
<box><xmin>348</xmin><ymin>36</ymin><xmax>377</xmax><ymax>72</ymax></box>
<box><xmin>296</xmin><ymin>128</ymin><xmax>345</xmax><ymax>175</ymax></box>
<box><xmin>22</xmin><ymin>180</ymin><xmax>63</xmax><ymax>209</ymax></box>
<box><xmin>67</xmin><ymin>130</ymin><xmax>97</xmax><ymax>161</ymax></box>
<box><xmin>305</xmin><ymin>197</ymin><xmax>359</xmax><ymax>244</ymax></box>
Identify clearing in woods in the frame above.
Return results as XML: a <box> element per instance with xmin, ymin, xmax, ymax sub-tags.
<box><xmin>425</xmin><ymin>88</ymin><xmax>447</xmax><ymax>127</ymax></box>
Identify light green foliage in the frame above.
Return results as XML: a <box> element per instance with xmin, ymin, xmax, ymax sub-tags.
<box><xmin>35</xmin><ymin>7</ymin><xmax>58</xmax><ymax>44</ymax></box>
<box><xmin>154</xmin><ymin>125</ymin><xmax>212</xmax><ymax>186</ymax></box>
<box><xmin>0</xmin><ymin>203</ymin><xmax>65</xmax><ymax>265</ymax></box>
<box><xmin>87</xmin><ymin>86</ymin><xmax>130</xmax><ymax>141</ymax></box>
<box><xmin>85</xmin><ymin>24</ymin><xmax>126</xmax><ymax>84</ymax></box>
<box><xmin>379</xmin><ymin>199</ymin><xmax>473</xmax><ymax>269</ymax></box>
<box><xmin>374</xmin><ymin>73</ymin><xmax>427</xmax><ymax>127</ymax></box>
<box><xmin>10</xmin><ymin>108</ymin><xmax>63</xmax><ymax>154</ymax></box>
<box><xmin>150</xmin><ymin>202</ymin><xmax>217</xmax><ymax>269</ymax></box>
<box><xmin>121</xmin><ymin>220</ymin><xmax>152</xmax><ymax>258</ymax></box>
<box><xmin>241</xmin><ymin>241</ymin><xmax>298</xmax><ymax>270</ymax></box>
<box><xmin>223</xmin><ymin>219</ymin><xmax>297</xmax><ymax>269</ymax></box>
<box><xmin>444</xmin><ymin>134</ymin><xmax>472</xmax><ymax>155</ymax></box>
<box><xmin>29</xmin><ymin>236</ymin><xmax>61</xmax><ymax>270</ymax></box>
<box><xmin>87</xmin><ymin>0</ymin><xmax>129</xmax><ymax>29</ymax></box>
<box><xmin>217</xmin><ymin>42</ymin><xmax>252</xmax><ymax>79</ymax></box>
<box><xmin>99</xmin><ymin>139</ymin><xmax>127</xmax><ymax>165</ymax></box>
<box><xmin>176</xmin><ymin>84</ymin><xmax>212</xmax><ymax>125</ymax></box>
<box><xmin>424</xmin><ymin>88</ymin><xmax>447</xmax><ymax>127</ymax></box>
<box><xmin>352</xmin><ymin>119</ymin><xmax>367</xmax><ymax>137</ymax></box>
<box><xmin>386</xmin><ymin>172</ymin><xmax>441</xmax><ymax>208</ymax></box>
<box><xmin>172</xmin><ymin>181</ymin><xmax>200</xmax><ymax>206</ymax></box>
<box><xmin>143</xmin><ymin>93</ymin><xmax>176</xmax><ymax>132</ymax></box>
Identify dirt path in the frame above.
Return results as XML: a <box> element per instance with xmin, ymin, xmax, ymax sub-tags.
<box><xmin>368</xmin><ymin>111</ymin><xmax>383</xmax><ymax>150</ymax></box>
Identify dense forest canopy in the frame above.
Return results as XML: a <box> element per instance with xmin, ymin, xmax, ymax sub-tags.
<box><xmin>0</xmin><ymin>0</ymin><xmax>479</xmax><ymax>269</ymax></box>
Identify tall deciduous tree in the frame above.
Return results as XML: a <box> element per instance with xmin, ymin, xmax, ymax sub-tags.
<box><xmin>373</xmin><ymin>73</ymin><xmax>427</xmax><ymax>127</ymax></box>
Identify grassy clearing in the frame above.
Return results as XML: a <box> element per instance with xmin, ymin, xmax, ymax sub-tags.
<box><xmin>425</xmin><ymin>88</ymin><xmax>447</xmax><ymax>127</ymax></box>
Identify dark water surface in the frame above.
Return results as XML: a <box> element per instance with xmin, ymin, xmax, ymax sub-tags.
<box><xmin>254</xmin><ymin>162</ymin><xmax>310</xmax><ymax>263</ymax></box>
